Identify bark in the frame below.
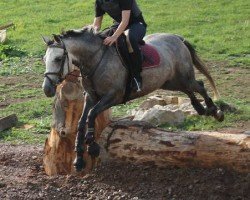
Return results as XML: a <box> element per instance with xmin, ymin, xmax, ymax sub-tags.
<box><xmin>0</xmin><ymin>114</ymin><xmax>18</xmax><ymax>132</ymax></box>
<box><xmin>99</xmin><ymin>120</ymin><xmax>250</xmax><ymax>173</ymax></box>
<box><xmin>43</xmin><ymin>72</ymin><xmax>250</xmax><ymax>174</ymax></box>
<box><xmin>43</xmin><ymin>74</ymin><xmax>110</xmax><ymax>176</ymax></box>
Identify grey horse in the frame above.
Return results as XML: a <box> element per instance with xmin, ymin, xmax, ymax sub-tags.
<box><xmin>42</xmin><ymin>26</ymin><xmax>224</xmax><ymax>171</ymax></box>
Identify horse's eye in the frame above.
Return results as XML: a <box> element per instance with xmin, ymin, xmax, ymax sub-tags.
<box><xmin>54</xmin><ymin>57</ymin><xmax>62</xmax><ymax>62</ymax></box>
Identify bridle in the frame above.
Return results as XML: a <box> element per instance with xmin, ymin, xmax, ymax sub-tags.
<box><xmin>44</xmin><ymin>38</ymin><xmax>109</xmax><ymax>86</ymax></box>
<box><xmin>44</xmin><ymin>41</ymin><xmax>70</xmax><ymax>86</ymax></box>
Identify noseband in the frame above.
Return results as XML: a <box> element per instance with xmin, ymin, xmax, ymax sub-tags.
<box><xmin>44</xmin><ymin>41</ymin><xmax>70</xmax><ymax>86</ymax></box>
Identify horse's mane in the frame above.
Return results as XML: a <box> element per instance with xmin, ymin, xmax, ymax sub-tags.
<box><xmin>59</xmin><ymin>25</ymin><xmax>97</xmax><ymax>39</ymax></box>
<box><xmin>45</xmin><ymin>26</ymin><xmax>101</xmax><ymax>47</ymax></box>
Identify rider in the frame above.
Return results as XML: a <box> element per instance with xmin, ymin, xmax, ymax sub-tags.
<box><xmin>93</xmin><ymin>0</ymin><xmax>147</xmax><ymax>91</ymax></box>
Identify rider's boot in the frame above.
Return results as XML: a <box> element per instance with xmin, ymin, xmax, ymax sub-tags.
<box><xmin>130</xmin><ymin>52</ymin><xmax>142</xmax><ymax>92</ymax></box>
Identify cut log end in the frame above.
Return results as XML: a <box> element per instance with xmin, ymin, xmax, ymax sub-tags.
<box><xmin>43</xmin><ymin>80</ymin><xmax>111</xmax><ymax>176</ymax></box>
<box><xmin>0</xmin><ymin>114</ymin><xmax>18</xmax><ymax>132</ymax></box>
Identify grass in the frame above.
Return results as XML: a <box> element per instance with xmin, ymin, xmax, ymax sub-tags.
<box><xmin>161</xmin><ymin>99</ymin><xmax>250</xmax><ymax>131</ymax></box>
<box><xmin>1</xmin><ymin>0</ymin><xmax>249</xmax><ymax>65</ymax></box>
<box><xmin>0</xmin><ymin>98</ymin><xmax>52</xmax><ymax>144</ymax></box>
<box><xmin>0</xmin><ymin>0</ymin><xmax>249</xmax><ymax>144</ymax></box>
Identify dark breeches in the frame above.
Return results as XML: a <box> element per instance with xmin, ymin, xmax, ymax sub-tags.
<box><xmin>127</xmin><ymin>22</ymin><xmax>146</xmax><ymax>54</ymax></box>
<box><xmin>127</xmin><ymin>22</ymin><xmax>146</xmax><ymax>75</ymax></box>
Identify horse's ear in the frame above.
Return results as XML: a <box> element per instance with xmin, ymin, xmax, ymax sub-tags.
<box><xmin>52</xmin><ymin>34</ymin><xmax>61</xmax><ymax>43</ymax></box>
<box><xmin>42</xmin><ymin>36</ymin><xmax>53</xmax><ymax>46</ymax></box>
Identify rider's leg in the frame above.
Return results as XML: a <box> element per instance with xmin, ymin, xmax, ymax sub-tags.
<box><xmin>127</xmin><ymin>22</ymin><xmax>146</xmax><ymax>91</ymax></box>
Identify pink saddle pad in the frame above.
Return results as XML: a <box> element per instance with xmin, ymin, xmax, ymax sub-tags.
<box><xmin>141</xmin><ymin>44</ymin><xmax>161</xmax><ymax>69</ymax></box>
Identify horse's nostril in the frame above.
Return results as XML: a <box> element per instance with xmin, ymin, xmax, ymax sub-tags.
<box><xmin>60</xmin><ymin>130</ymin><xmax>66</xmax><ymax>137</ymax></box>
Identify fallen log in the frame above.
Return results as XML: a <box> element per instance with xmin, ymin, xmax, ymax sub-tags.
<box><xmin>43</xmin><ymin>73</ymin><xmax>111</xmax><ymax>176</ymax></box>
<box><xmin>99</xmin><ymin>120</ymin><xmax>250</xmax><ymax>173</ymax></box>
<box><xmin>0</xmin><ymin>114</ymin><xmax>18</xmax><ymax>132</ymax></box>
<box><xmin>0</xmin><ymin>22</ymin><xmax>14</xmax><ymax>31</ymax></box>
<box><xmin>43</xmin><ymin>72</ymin><xmax>250</xmax><ymax>174</ymax></box>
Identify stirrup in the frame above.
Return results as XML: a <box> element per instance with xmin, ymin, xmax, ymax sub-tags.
<box><xmin>133</xmin><ymin>77</ymin><xmax>142</xmax><ymax>92</ymax></box>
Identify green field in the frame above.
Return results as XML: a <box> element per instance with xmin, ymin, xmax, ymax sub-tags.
<box><xmin>0</xmin><ymin>0</ymin><xmax>249</xmax><ymax>144</ymax></box>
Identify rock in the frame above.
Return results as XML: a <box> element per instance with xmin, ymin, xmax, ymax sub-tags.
<box><xmin>31</xmin><ymin>156</ymin><xmax>37</xmax><ymax>160</ymax></box>
<box><xmin>179</xmin><ymin>102</ymin><xmax>197</xmax><ymax>116</ymax></box>
<box><xmin>159</xmin><ymin>96</ymin><xmax>178</xmax><ymax>105</ymax></box>
<box><xmin>177</xmin><ymin>97</ymin><xmax>191</xmax><ymax>105</ymax></box>
<box><xmin>244</xmin><ymin>131</ymin><xmax>250</xmax><ymax>135</ymax></box>
<box><xmin>130</xmin><ymin>95</ymin><xmax>204</xmax><ymax>126</ymax></box>
<box><xmin>0</xmin><ymin>30</ymin><xmax>6</xmax><ymax>43</ymax></box>
<box><xmin>139</xmin><ymin>95</ymin><xmax>167</xmax><ymax>110</ymax></box>
<box><xmin>133</xmin><ymin>105</ymin><xmax>185</xmax><ymax>126</ymax></box>
<box><xmin>0</xmin><ymin>182</ymin><xmax>6</xmax><ymax>188</ymax></box>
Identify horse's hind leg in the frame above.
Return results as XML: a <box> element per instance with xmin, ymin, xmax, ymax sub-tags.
<box><xmin>184</xmin><ymin>91</ymin><xmax>206</xmax><ymax>115</ymax></box>
<box><xmin>189</xmin><ymin>80</ymin><xmax>224</xmax><ymax>121</ymax></box>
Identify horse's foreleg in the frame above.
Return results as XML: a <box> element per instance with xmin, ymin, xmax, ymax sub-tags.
<box><xmin>74</xmin><ymin>94</ymin><xmax>94</xmax><ymax>171</ymax></box>
<box><xmin>85</xmin><ymin>91</ymin><xmax>118</xmax><ymax>158</ymax></box>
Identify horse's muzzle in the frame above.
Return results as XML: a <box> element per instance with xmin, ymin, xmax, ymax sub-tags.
<box><xmin>43</xmin><ymin>82</ymin><xmax>56</xmax><ymax>97</ymax></box>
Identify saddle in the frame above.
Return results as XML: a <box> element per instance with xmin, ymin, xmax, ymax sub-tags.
<box><xmin>99</xmin><ymin>27</ymin><xmax>160</xmax><ymax>71</ymax></box>
<box><xmin>116</xmin><ymin>34</ymin><xmax>160</xmax><ymax>71</ymax></box>
<box><xmin>99</xmin><ymin>27</ymin><xmax>160</xmax><ymax>102</ymax></box>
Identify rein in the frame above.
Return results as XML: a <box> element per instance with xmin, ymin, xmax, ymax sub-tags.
<box><xmin>80</xmin><ymin>44</ymin><xmax>108</xmax><ymax>79</ymax></box>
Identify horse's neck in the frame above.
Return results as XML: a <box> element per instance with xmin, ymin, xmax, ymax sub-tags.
<box><xmin>65</xmin><ymin>38</ymin><xmax>104</xmax><ymax>69</ymax></box>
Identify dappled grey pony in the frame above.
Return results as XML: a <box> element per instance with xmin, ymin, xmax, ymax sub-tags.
<box><xmin>42</xmin><ymin>26</ymin><xmax>224</xmax><ymax>171</ymax></box>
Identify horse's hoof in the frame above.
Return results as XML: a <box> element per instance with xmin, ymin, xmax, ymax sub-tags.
<box><xmin>88</xmin><ymin>142</ymin><xmax>100</xmax><ymax>158</ymax></box>
<box><xmin>214</xmin><ymin>110</ymin><xmax>224</xmax><ymax>122</ymax></box>
<box><xmin>73</xmin><ymin>156</ymin><xmax>86</xmax><ymax>171</ymax></box>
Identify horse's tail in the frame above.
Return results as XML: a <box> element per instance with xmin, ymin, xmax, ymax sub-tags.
<box><xmin>177</xmin><ymin>36</ymin><xmax>220</xmax><ymax>100</ymax></box>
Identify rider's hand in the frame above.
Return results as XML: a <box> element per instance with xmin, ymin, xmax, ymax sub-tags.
<box><xmin>103</xmin><ymin>35</ymin><xmax>118</xmax><ymax>46</ymax></box>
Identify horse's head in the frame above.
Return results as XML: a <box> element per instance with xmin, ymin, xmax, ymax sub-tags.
<box><xmin>42</xmin><ymin>35</ymin><xmax>74</xmax><ymax>97</ymax></box>
<box><xmin>42</xmin><ymin>26</ymin><xmax>105</xmax><ymax>97</ymax></box>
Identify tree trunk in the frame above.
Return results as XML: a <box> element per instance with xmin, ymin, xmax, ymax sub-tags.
<box><xmin>43</xmin><ymin>74</ymin><xmax>111</xmax><ymax>176</ymax></box>
<box><xmin>99</xmin><ymin>120</ymin><xmax>250</xmax><ymax>173</ymax></box>
<box><xmin>0</xmin><ymin>114</ymin><xmax>18</xmax><ymax>132</ymax></box>
<box><xmin>0</xmin><ymin>22</ymin><xmax>14</xmax><ymax>30</ymax></box>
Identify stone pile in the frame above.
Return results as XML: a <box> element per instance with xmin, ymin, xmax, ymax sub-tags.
<box><xmin>130</xmin><ymin>95</ymin><xmax>205</xmax><ymax>126</ymax></box>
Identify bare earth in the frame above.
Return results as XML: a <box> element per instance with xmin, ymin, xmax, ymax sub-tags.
<box><xmin>0</xmin><ymin>62</ymin><xmax>250</xmax><ymax>199</ymax></box>
<box><xmin>0</xmin><ymin>142</ymin><xmax>249</xmax><ymax>200</ymax></box>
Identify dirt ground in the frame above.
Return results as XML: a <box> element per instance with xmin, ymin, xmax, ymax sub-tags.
<box><xmin>0</xmin><ymin>143</ymin><xmax>249</xmax><ymax>200</ymax></box>
<box><xmin>0</xmin><ymin>61</ymin><xmax>249</xmax><ymax>199</ymax></box>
